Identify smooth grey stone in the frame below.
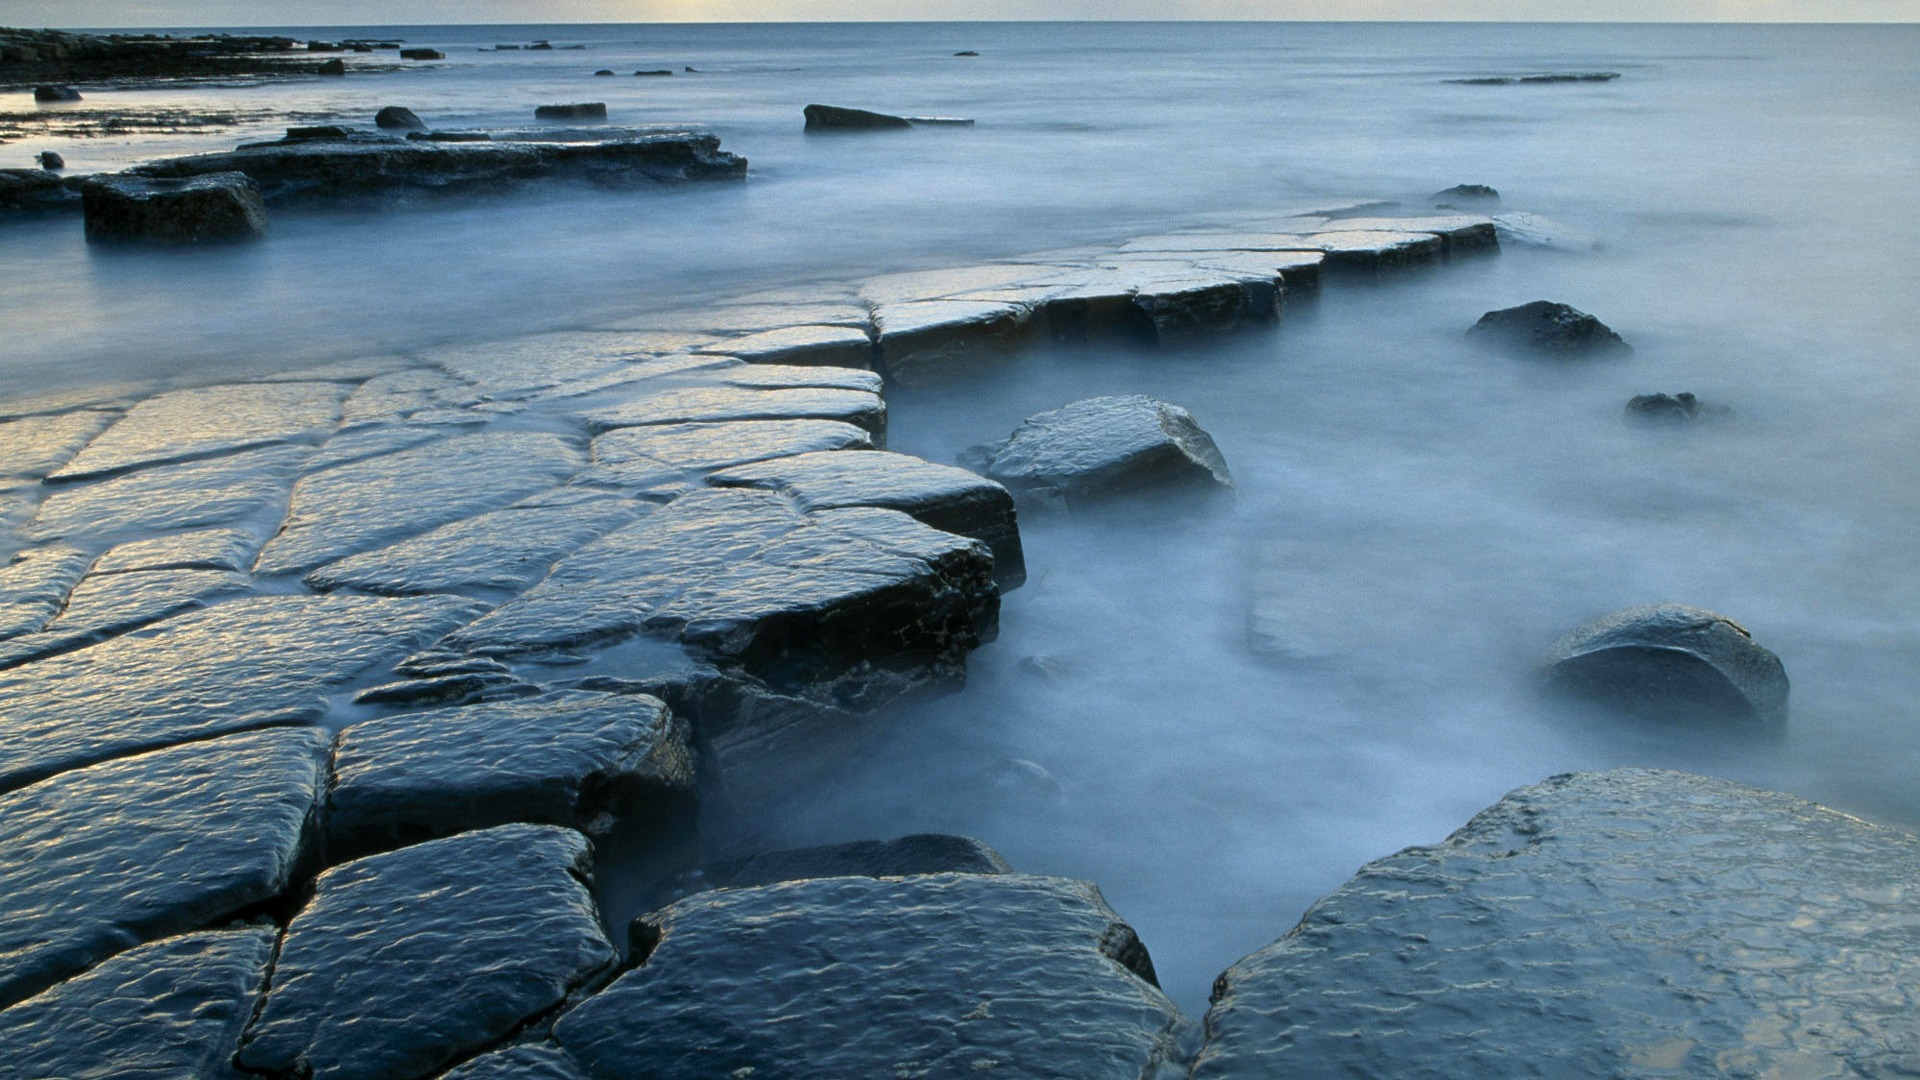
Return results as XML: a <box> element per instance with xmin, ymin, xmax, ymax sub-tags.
<box><xmin>554</xmin><ymin>874</ymin><xmax>1184</xmax><ymax>1080</ymax></box>
<box><xmin>0</xmin><ymin>593</ymin><xmax>484</xmax><ymax>793</ymax></box>
<box><xmin>0</xmin><ymin>409</ymin><xmax>117</xmax><ymax>482</ymax></box>
<box><xmin>1192</xmin><ymin>768</ymin><xmax>1920</xmax><ymax>1079</ymax></box>
<box><xmin>701</xmin><ymin>833</ymin><xmax>1011</xmax><ymax>891</ymax></box>
<box><xmin>237</xmin><ymin>824</ymin><xmax>616</xmax><ymax>1080</ymax></box>
<box><xmin>254</xmin><ymin>431</ymin><xmax>581</xmax><ymax>576</ymax></box>
<box><xmin>859</xmin><ymin>263</ymin><xmax>1074</xmax><ymax>306</ymax></box>
<box><xmin>416</xmin><ymin>332</ymin><xmax>658</xmax><ymax>398</ymax></box>
<box><xmin>1430</xmin><ymin>182</ymin><xmax>1501</xmax><ymax>206</ymax></box>
<box><xmin>803</xmin><ymin>103</ymin><xmax>913</xmax><ymax>130</ymax></box>
<box><xmin>582</xmin><ymin>418</ymin><xmax>874</xmax><ymax>493</ymax></box>
<box><xmin>307</xmin><ymin>424</ymin><xmax>446</xmax><ymax>471</ymax></box>
<box><xmin>349</xmin><ymin>671</ymin><xmax>529</xmax><ymax>708</ymax></box>
<box><xmin>30</xmin><ymin>444</ymin><xmax>307</xmax><ymax>543</ymax></box>
<box><xmin>579</xmin><ymin>384</ymin><xmax>887</xmax><ymax>441</ymax></box>
<box><xmin>49</xmin><ymin>381</ymin><xmax>344</xmax><ymax>482</ymax></box>
<box><xmin>0</xmin><ymin>729</ymin><xmax>328</xmax><ymax>1008</ymax></box>
<box><xmin>1467</xmin><ymin>299</ymin><xmax>1632</xmax><ymax>356</ymax></box>
<box><xmin>0</xmin><ymin>927</ymin><xmax>275</xmax><ymax>1080</ymax></box>
<box><xmin>0</xmin><ymin>545</ymin><xmax>91</xmax><ymax>639</ymax></box>
<box><xmin>695</xmin><ymin>323</ymin><xmax>875</xmax><ymax>367</ymax></box>
<box><xmin>708</xmin><ymin>361</ymin><xmax>881</xmax><ymax>393</ymax></box>
<box><xmin>43</xmin><ymin>565</ymin><xmax>251</xmax><ymax>641</ymax></box>
<box><xmin>87</xmin><ymin>526</ymin><xmax>259</xmax><ymax>575</ymax></box>
<box><xmin>1123</xmin><ymin>268</ymin><xmax>1277</xmax><ymax>338</ymax></box>
<box><xmin>81</xmin><ymin>171</ymin><xmax>269</xmax><ymax>244</ymax></box>
<box><xmin>710</xmin><ymin>449</ymin><xmax>1025</xmax><ymax>588</ymax></box>
<box><xmin>340</xmin><ymin>367</ymin><xmax>476</xmax><ymax>427</ymax></box>
<box><xmin>964</xmin><ymin>395</ymin><xmax>1232</xmax><ymax>510</ymax></box>
<box><xmin>326</xmin><ymin>689</ymin><xmax>693</xmax><ymax>859</ymax></box>
<box><xmin>870</xmin><ymin>299</ymin><xmax>1036</xmax><ymax>382</ymax></box>
<box><xmin>443</xmin><ymin>488</ymin><xmax>998</xmax><ymax>699</ymax></box>
<box><xmin>659</xmin><ymin>299</ymin><xmax>870</xmax><ymax>334</ymax></box>
<box><xmin>373</xmin><ymin>105</ymin><xmax>426</xmax><ymax>130</ymax></box>
<box><xmin>1491</xmin><ymin>211</ymin><xmax>1601</xmax><ymax>251</ymax></box>
<box><xmin>439</xmin><ymin>1044</ymin><xmax>587</xmax><ymax>1080</ymax></box>
<box><xmin>1305</xmin><ymin>228</ymin><xmax>1443</xmax><ymax>269</ymax></box>
<box><xmin>1313</xmin><ymin>213</ymin><xmax>1499</xmax><ymax>256</ymax></box>
<box><xmin>306</xmin><ymin>492</ymin><xmax>642</xmax><ymax>595</ymax></box>
<box><xmin>1547</xmin><ymin>603</ymin><xmax>1789</xmax><ymax>726</ymax></box>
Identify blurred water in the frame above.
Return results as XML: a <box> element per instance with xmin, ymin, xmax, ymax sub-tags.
<box><xmin>4</xmin><ymin>22</ymin><xmax>1918</xmax><ymax>1014</ymax></box>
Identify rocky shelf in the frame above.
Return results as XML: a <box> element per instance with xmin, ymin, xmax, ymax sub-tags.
<box><xmin>2</xmin><ymin>204</ymin><xmax>1908</xmax><ymax>1077</ymax></box>
<box><xmin>0</xmin><ymin>26</ymin><xmax>360</xmax><ymax>88</ymax></box>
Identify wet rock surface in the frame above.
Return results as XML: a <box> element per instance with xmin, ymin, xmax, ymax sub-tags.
<box><xmin>0</xmin><ymin>728</ymin><xmax>327</xmax><ymax>1008</ymax></box>
<box><xmin>1192</xmin><ymin>768</ymin><xmax>1920</xmax><ymax>1079</ymax></box>
<box><xmin>0</xmin><ymin>927</ymin><xmax>276</xmax><ymax>1080</ymax></box>
<box><xmin>238</xmin><ymin>824</ymin><xmax>616</xmax><ymax>1080</ymax></box>
<box><xmin>582</xmin><ymin>418</ymin><xmax>874</xmax><ymax>493</ymax></box>
<box><xmin>48</xmin><ymin>380</ymin><xmax>343</xmax><ymax>481</ymax></box>
<box><xmin>1547</xmin><ymin>603</ymin><xmax>1790</xmax><ymax>727</ymax></box>
<box><xmin>964</xmin><ymin>394</ymin><xmax>1233</xmax><ymax>511</ymax></box>
<box><xmin>1468</xmin><ymin>299</ymin><xmax>1631</xmax><ymax>356</ymax></box>
<box><xmin>553</xmin><ymin>873</ymin><xmax>1185</xmax><ymax>1080</ymax></box>
<box><xmin>326</xmin><ymin>689</ymin><xmax>693</xmax><ymax>859</ymax></box>
<box><xmin>81</xmin><ymin>171</ymin><xmax>269</xmax><ymax>244</ymax></box>
<box><xmin>29</xmin><ymin>443</ymin><xmax>306</xmax><ymax>543</ymax></box>
<box><xmin>0</xmin><ymin>544</ymin><xmax>91</xmax><ymax>639</ymax></box>
<box><xmin>698</xmin><ymin>832</ymin><xmax>1012</xmax><ymax>891</ymax></box>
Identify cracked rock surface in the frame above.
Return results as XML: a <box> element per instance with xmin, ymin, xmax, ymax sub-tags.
<box><xmin>964</xmin><ymin>395</ymin><xmax>1233</xmax><ymax>510</ymax></box>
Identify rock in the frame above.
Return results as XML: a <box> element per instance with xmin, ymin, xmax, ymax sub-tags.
<box><xmin>32</xmin><ymin>85</ymin><xmax>81</xmax><ymax>102</ymax></box>
<box><xmin>580</xmin><ymin>383</ymin><xmax>887</xmax><ymax>441</ymax></box>
<box><xmin>553</xmin><ymin>874</ymin><xmax>1184</xmax><ymax>1079</ymax></box>
<box><xmin>373</xmin><ymin>105</ymin><xmax>426</xmax><ymax>130</ymax></box>
<box><xmin>441</xmin><ymin>487</ymin><xmax>999</xmax><ymax>705</ymax></box>
<box><xmin>87</xmin><ymin>526</ymin><xmax>258</xmax><ymax>575</ymax></box>
<box><xmin>0</xmin><ymin>728</ymin><xmax>328</xmax><ymax>1008</ymax></box>
<box><xmin>0</xmin><ymin>593</ymin><xmax>483</xmax><ymax>793</ymax></box>
<box><xmin>81</xmin><ymin>171</ymin><xmax>268</xmax><ymax>244</ymax></box>
<box><xmin>955</xmin><ymin>49</ymin><xmax>980</xmax><ymax>56</ymax></box>
<box><xmin>441</xmin><ymin>1044</ymin><xmax>588</xmax><ymax>1080</ymax></box>
<box><xmin>306</xmin><ymin>489</ymin><xmax>640</xmax><ymax>595</ymax></box>
<box><xmin>1306</xmin><ymin>228</ymin><xmax>1443</xmax><ymax>270</ymax></box>
<box><xmin>48</xmin><ymin>380</ymin><xmax>344</xmax><ymax>482</ymax></box>
<box><xmin>582</xmin><ymin>418</ymin><xmax>875</xmax><ymax>494</ymax></box>
<box><xmin>237</xmin><ymin>824</ymin><xmax>616</xmax><ymax>1080</ymax></box>
<box><xmin>0</xmin><ymin>927</ymin><xmax>275</xmax><ymax>1080</ymax></box>
<box><xmin>709</xmin><ymin>448</ymin><xmax>1026</xmax><ymax>588</ymax></box>
<box><xmin>0</xmin><ymin>545</ymin><xmax>92</xmax><ymax>640</ymax></box>
<box><xmin>634</xmin><ymin>69</ymin><xmax>672</xmax><ymax>76</ymax></box>
<box><xmin>316</xmin><ymin>57</ymin><xmax>345</xmax><ymax>75</ymax></box>
<box><xmin>1191</xmin><ymin>768</ymin><xmax>1920</xmax><ymax>1079</ymax></box>
<box><xmin>701</xmin><ymin>834</ymin><xmax>1012</xmax><ymax>892</ymax></box>
<box><xmin>904</xmin><ymin>115</ymin><xmax>976</xmax><ymax>126</ymax></box>
<box><xmin>34</xmin><ymin>150</ymin><xmax>62</xmax><ymax>170</ymax></box>
<box><xmin>964</xmin><ymin>395</ymin><xmax>1233</xmax><ymax>511</ymax></box>
<box><xmin>1312</xmin><ymin>214</ymin><xmax>1499</xmax><ymax>257</ymax></box>
<box><xmin>871</xmin><ymin>299</ymin><xmax>1037</xmax><ymax>381</ymax></box>
<box><xmin>803</xmin><ymin>103</ymin><xmax>915</xmax><ymax>131</ymax></box>
<box><xmin>1546</xmin><ymin>603</ymin><xmax>1789</xmax><ymax>727</ymax></box>
<box><xmin>326</xmin><ymin>689</ymin><xmax>694</xmax><ymax>860</ymax></box>
<box><xmin>1467</xmin><ymin>299</ymin><xmax>1632</xmax><ymax>356</ymax></box>
<box><xmin>398</xmin><ymin>47</ymin><xmax>443</xmax><ymax>59</ymax></box>
<box><xmin>594</xmin><ymin>68</ymin><xmax>615</xmax><ymax>76</ymax></box>
<box><xmin>1491</xmin><ymin>211</ymin><xmax>1600</xmax><ymax>251</ymax></box>
<box><xmin>0</xmin><ymin>167</ymin><xmax>83</xmax><ymax>211</ymax></box>
<box><xmin>1625</xmin><ymin>391</ymin><xmax>1730</xmax><ymax>422</ymax></box>
<box><xmin>408</xmin><ymin>129</ymin><xmax>491</xmax><ymax>142</ymax></box>
<box><xmin>1430</xmin><ymin>182</ymin><xmax>1500</xmax><ymax>206</ymax></box>
<box><xmin>29</xmin><ymin>444</ymin><xmax>306</xmax><ymax>543</ymax></box>
<box><xmin>1449</xmin><ymin>71</ymin><xmax>1621</xmax><ymax>84</ymax></box>
<box><xmin>0</xmin><ymin>409</ymin><xmax>117</xmax><ymax>482</ymax></box>
<box><xmin>698</xmin><ymin>323</ymin><xmax>876</xmax><ymax>368</ymax></box>
<box><xmin>253</xmin><ymin>431</ymin><xmax>582</xmax><ymax>576</ymax></box>
<box><xmin>43</xmin><ymin>564</ymin><xmax>251</xmax><ymax>642</ymax></box>
<box><xmin>535</xmin><ymin>102</ymin><xmax>608</xmax><ymax>120</ymax></box>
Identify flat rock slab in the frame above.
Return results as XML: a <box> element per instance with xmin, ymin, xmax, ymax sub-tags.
<box><xmin>0</xmin><ymin>593</ymin><xmax>483</xmax><ymax>793</ymax></box>
<box><xmin>415</xmin><ymin>332</ymin><xmax>656</xmax><ymax>398</ymax></box>
<box><xmin>45</xmin><ymin>564</ymin><xmax>252</xmax><ymax>640</ymax></box>
<box><xmin>49</xmin><ymin>381</ymin><xmax>345</xmax><ymax>482</ymax></box>
<box><xmin>1547</xmin><ymin>603</ymin><xmax>1789</xmax><ymax>726</ymax></box>
<box><xmin>254</xmin><ymin>431</ymin><xmax>581</xmax><ymax>576</ymax></box>
<box><xmin>1192</xmin><ymin>768</ymin><xmax>1920</xmax><ymax>1079</ymax></box>
<box><xmin>965</xmin><ymin>394</ymin><xmax>1233</xmax><ymax>510</ymax></box>
<box><xmin>306</xmin><ymin>490</ymin><xmax>643</xmax><ymax>595</ymax></box>
<box><xmin>1305</xmin><ymin>229</ymin><xmax>1444</xmax><ymax>269</ymax></box>
<box><xmin>441</xmin><ymin>1044</ymin><xmax>588</xmax><ymax>1080</ymax></box>
<box><xmin>0</xmin><ymin>409</ymin><xmax>118</xmax><ymax>482</ymax></box>
<box><xmin>326</xmin><ymin>689</ymin><xmax>693</xmax><ymax>859</ymax></box>
<box><xmin>554</xmin><ymin>873</ymin><xmax>1185</xmax><ymax>1080</ymax></box>
<box><xmin>702</xmin><ymin>833</ymin><xmax>1012</xmax><ymax>891</ymax></box>
<box><xmin>580</xmin><ymin>384</ymin><xmax>887</xmax><ymax>441</ymax></box>
<box><xmin>583</xmin><ymin>418</ymin><xmax>874</xmax><ymax>493</ymax></box>
<box><xmin>88</xmin><ymin>526</ymin><xmax>259</xmax><ymax>575</ymax></box>
<box><xmin>29</xmin><ymin>444</ymin><xmax>307</xmax><ymax>544</ymax></box>
<box><xmin>871</xmin><ymin>299</ymin><xmax>1036</xmax><ymax>381</ymax></box>
<box><xmin>0</xmin><ymin>927</ymin><xmax>276</xmax><ymax>1080</ymax></box>
<box><xmin>82</xmin><ymin>171</ymin><xmax>269</xmax><ymax>245</ymax></box>
<box><xmin>0</xmin><ymin>728</ymin><xmax>328</xmax><ymax>1009</ymax></box>
<box><xmin>238</xmin><ymin>823</ymin><xmax>616</xmax><ymax>1080</ymax></box>
<box><xmin>443</xmin><ymin>487</ymin><xmax>997</xmax><ymax>698</ymax></box>
<box><xmin>711</xmin><ymin>449</ymin><xmax>1025</xmax><ymax>588</ymax></box>
<box><xmin>1312</xmin><ymin>214</ymin><xmax>1499</xmax><ymax>254</ymax></box>
<box><xmin>0</xmin><ymin>545</ymin><xmax>91</xmax><ymax>640</ymax></box>
<box><xmin>697</xmin><ymin>324</ymin><xmax>875</xmax><ymax>368</ymax></box>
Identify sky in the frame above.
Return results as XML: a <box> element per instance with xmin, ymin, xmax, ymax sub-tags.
<box><xmin>9</xmin><ymin>0</ymin><xmax>1918</xmax><ymax>26</ymax></box>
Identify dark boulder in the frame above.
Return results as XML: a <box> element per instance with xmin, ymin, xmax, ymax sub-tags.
<box><xmin>963</xmin><ymin>394</ymin><xmax>1233</xmax><ymax>510</ymax></box>
<box><xmin>0</xmin><ymin>167</ymin><xmax>81</xmax><ymax>211</ymax></box>
<box><xmin>1547</xmin><ymin>603</ymin><xmax>1788</xmax><ymax>727</ymax></box>
<box><xmin>398</xmin><ymin>47</ymin><xmax>444</xmax><ymax>60</ymax></box>
<box><xmin>1625</xmin><ymin>391</ymin><xmax>1730</xmax><ymax>422</ymax></box>
<box><xmin>1191</xmin><ymin>768</ymin><xmax>1920</xmax><ymax>1079</ymax></box>
<box><xmin>594</xmin><ymin>68</ymin><xmax>615</xmax><ymax>75</ymax></box>
<box><xmin>536</xmin><ymin>102</ymin><xmax>608</xmax><ymax>120</ymax></box>
<box><xmin>35</xmin><ymin>151</ymin><xmax>63</xmax><ymax>170</ymax></box>
<box><xmin>804</xmin><ymin>103</ymin><xmax>914</xmax><ymax>131</ymax></box>
<box><xmin>408</xmin><ymin>129</ymin><xmax>491</xmax><ymax>141</ymax></box>
<box><xmin>32</xmin><ymin>85</ymin><xmax>82</xmax><ymax>102</ymax></box>
<box><xmin>284</xmin><ymin>124</ymin><xmax>354</xmax><ymax>140</ymax></box>
<box><xmin>373</xmin><ymin>105</ymin><xmax>426</xmax><ymax>130</ymax></box>
<box><xmin>81</xmin><ymin>171</ymin><xmax>268</xmax><ymax>244</ymax></box>
<box><xmin>1466</xmin><ymin>299</ymin><xmax>1631</xmax><ymax>356</ymax></box>
<box><xmin>955</xmin><ymin>49</ymin><xmax>980</xmax><ymax>56</ymax></box>
<box><xmin>634</xmin><ymin>69</ymin><xmax>672</xmax><ymax>76</ymax></box>
<box><xmin>1449</xmin><ymin>71</ymin><xmax>1621</xmax><ymax>85</ymax></box>
<box><xmin>316</xmin><ymin>57</ymin><xmax>345</xmax><ymax>75</ymax></box>
<box><xmin>1431</xmin><ymin>182</ymin><xmax>1499</xmax><ymax>206</ymax></box>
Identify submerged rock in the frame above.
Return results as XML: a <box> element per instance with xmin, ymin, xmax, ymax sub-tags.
<box><xmin>237</xmin><ymin>824</ymin><xmax>616</xmax><ymax>1080</ymax></box>
<box><xmin>1192</xmin><ymin>768</ymin><xmax>1920</xmax><ymax>1079</ymax></box>
<box><xmin>1546</xmin><ymin>603</ymin><xmax>1789</xmax><ymax>727</ymax></box>
<box><xmin>398</xmin><ymin>47</ymin><xmax>443</xmax><ymax>60</ymax></box>
<box><xmin>316</xmin><ymin>57</ymin><xmax>345</xmax><ymax>75</ymax></box>
<box><xmin>1467</xmin><ymin>299</ymin><xmax>1631</xmax><ymax>356</ymax></box>
<box><xmin>535</xmin><ymin>102</ymin><xmax>608</xmax><ymax>120</ymax></box>
<box><xmin>1430</xmin><ymin>182</ymin><xmax>1499</xmax><ymax>206</ymax></box>
<box><xmin>553</xmin><ymin>874</ymin><xmax>1184</xmax><ymax>1079</ymax></box>
<box><xmin>326</xmin><ymin>689</ymin><xmax>694</xmax><ymax>859</ymax></box>
<box><xmin>0</xmin><ymin>927</ymin><xmax>275</xmax><ymax>1080</ymax></box>
<box><xmin>964</xmin><ymin>394</ymin><xmax>1233</xmax><ymax>511</ymax></box>
<box><xmin>1450</xmin><ymin>71</ymin><xmax>1622</xmax><ymax>85</ymax></box>
<box><xmin>373</xmin><ymin>105</ymin><xmax>426</xmax><ymax>130</ymax></box>
<box><xmin>81</xmin><ymin>171</ymin><xmax>268</xmax><ymax>244</ymax></box>
<box><xmin>1625</xmin><ymin>391</ymin><xmax>1730</xmax><ymax>422</ymax></box>
<box><xmin>0</xmin><ymin>728</ymin><xmax>328</xmax><ymax>1008</ymax></box>
<box><xmin>32</xmin><ymin>85</ymin><xmax>82</xmax><ymax>102</ymax></box>
<box><xmin>803</xmin><ymin>103</ymin><xmax>914</xmax><ymax>131</ymax></box>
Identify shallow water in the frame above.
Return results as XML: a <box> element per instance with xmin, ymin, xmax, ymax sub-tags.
<box><xmin>4</xmin><ymin>21</ymin><xmax>1918</xmax><ymax>1014</ymax></box>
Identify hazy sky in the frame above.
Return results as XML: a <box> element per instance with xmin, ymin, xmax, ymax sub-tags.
<box><xmin>15</xmin><ymin>0</ymin><xmax>1918</xmax><ymax>27</ymax></box>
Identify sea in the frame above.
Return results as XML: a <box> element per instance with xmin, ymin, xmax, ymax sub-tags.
<box><xmin>3</xmin><ymin>21</ymin><xmax>1917</xmax><ymax>1013</ymax></box>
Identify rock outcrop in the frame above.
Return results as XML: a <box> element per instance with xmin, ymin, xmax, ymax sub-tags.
<box><xmin>1192</xmin><ymin>769</ymin><xmax>1920</xmax><ymax>1079</ymax></box>
<box><xmin>1467</xmin><ymin>299</ymin><xmax>1631</xmax><ymax>355</ymax></box>
<box><xmin>1625</xmin><ymin>391</ymin><xmax>1730</xmax><ymax>422</ymax></box>
<box><xmin>374</xmin><ymin>105</ymin><xmax>427</xmax><ymax>130</ymax></box>
<box><xmin>80</xmin><ymin>171</ymin><xmax>269</xmax><ymax>244</ymax></box>
<box><xmin>963</xmin><ymin>395</ymin><xmax>1233</xmax><ymax>510</ymax></box>
<box><xmin>804</xmin><ymin>103</ymin><xmax>914</xmax><ymax>130</ymax></box>
<box><xmin>1546</xmin><ymin>603</ymin><xmax>1790</xmax><ymax>727</ymax></box>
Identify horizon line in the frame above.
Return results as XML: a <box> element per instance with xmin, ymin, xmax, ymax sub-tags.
<box><xmin>32</xmin><ymin>18</ymin><xmax>1920</xmax><ymax>30</ymax></box>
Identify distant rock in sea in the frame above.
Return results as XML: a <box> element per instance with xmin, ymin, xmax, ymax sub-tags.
<box><xmin>1467</xmin><ymin>300</ymin><xmax>1630</xmax><ymax>356</ymax></box>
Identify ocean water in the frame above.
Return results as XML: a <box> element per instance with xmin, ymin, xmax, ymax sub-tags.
<box><xmin>5</xmin><ymin>22</ymin><xmax>1918</xmax><ymax>1013</ymax></box>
